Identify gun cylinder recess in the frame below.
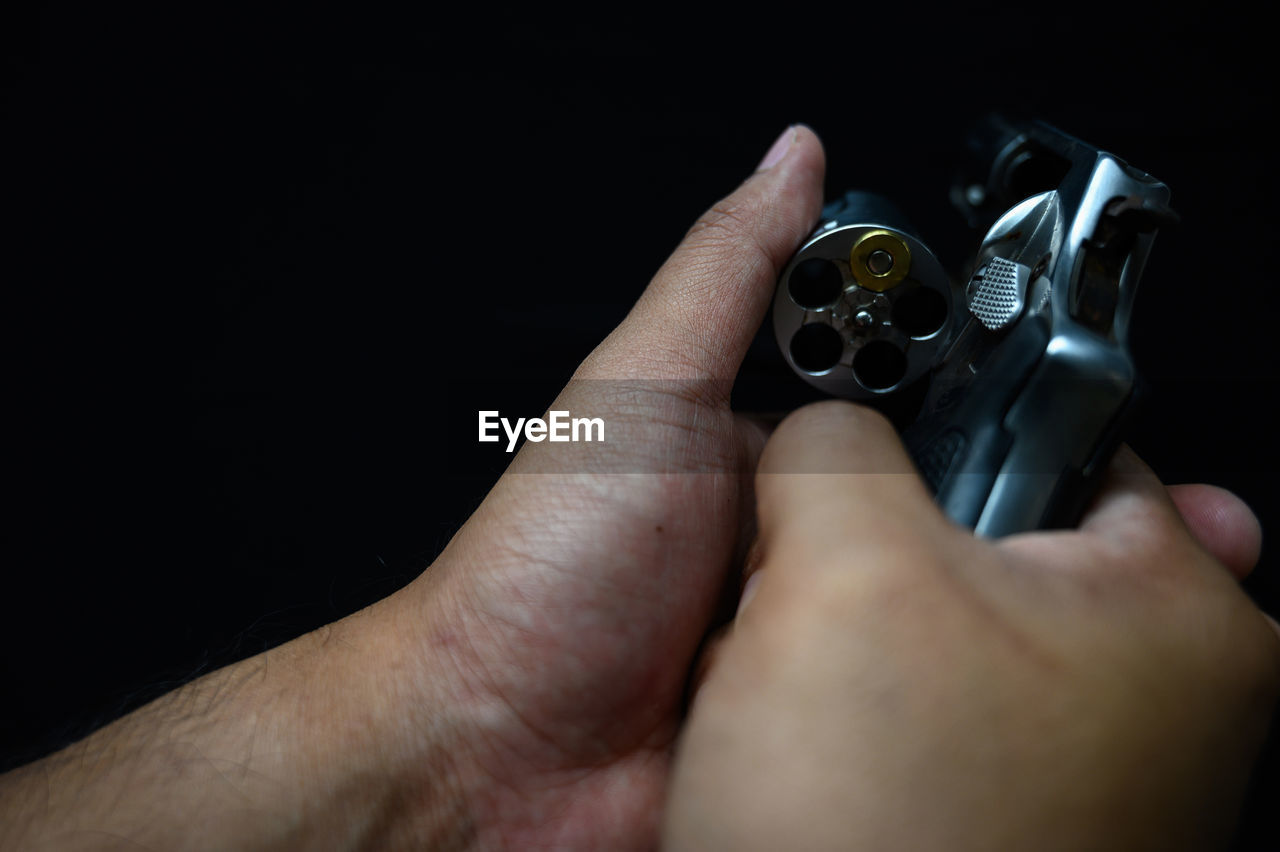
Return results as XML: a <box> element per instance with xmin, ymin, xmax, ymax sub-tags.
<box><xmin>773</xmin><ymin>192</ymin><xmax>956</xmax><ymax>397</ymax></box>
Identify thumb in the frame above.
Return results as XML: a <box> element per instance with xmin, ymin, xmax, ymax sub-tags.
<box><xmin>754</xmin><ymin>400</ymin><xmax>954</xmax><ymax>580</ymax></box>
<box><xmin>578</xmin><ymin>125</ymin><xmax>826</xmax><ymax>396</ymax></box>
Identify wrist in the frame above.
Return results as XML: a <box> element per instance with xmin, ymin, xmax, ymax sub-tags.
<box><xmin>261</xmin><ymin>593</ymin><xmax>481</xmax><ymax>849</ymax></box>
<box><xmin>0</xmin><ymin>590</ymin><xmax>480</xmax><ymax>850</ymax></box>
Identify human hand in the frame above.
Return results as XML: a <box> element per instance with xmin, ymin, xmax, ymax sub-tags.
<box><xmin>663</xmin><ymin>400</ymin><xmax>1280</xmax><ymax>851</ymax></box>
<box><xmin>0</xmin><ymin>125</ymin><xmax>829</xmax><ymax>850</ymax></box>
<box><xmin>8</xmin><ymin>121</ymin><xmax>1271</xmax><ymax>852</ymax></box>
<box><xmin>368</xmin><ymin>125</ymin><xmax>826</xmax><ymax>848</ymax></box>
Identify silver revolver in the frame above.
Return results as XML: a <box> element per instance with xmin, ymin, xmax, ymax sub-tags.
<box><xmin>772</xmin><ymin>115</ymin><xmax>1177</xmax><ymax>536</ymax></box>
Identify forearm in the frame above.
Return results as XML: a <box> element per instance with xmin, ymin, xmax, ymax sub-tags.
<box><xmin>0</xmin><ymin>599</ymin><xmax>475</xmax><ymax>850</ymax></box>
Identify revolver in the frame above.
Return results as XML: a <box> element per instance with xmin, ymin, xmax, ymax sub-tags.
<box><xmin>772</xmin><ymin>115</ymin><xmax>1177</xmax><ymax>536</ymax></box>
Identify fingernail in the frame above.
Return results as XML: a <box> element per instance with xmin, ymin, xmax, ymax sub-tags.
<box><xmin>736</xmin><ymin>571</ymin><xmax>764</xmax><ymax>616</ymax></box>
<box><xmin>756</xmin><ymin>126</ymin><xmax>796</xmax><ymax>171</ymax></box>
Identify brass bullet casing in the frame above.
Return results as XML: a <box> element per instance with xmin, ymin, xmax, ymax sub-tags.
<box><xmin>850</xmin><ymin>230</ymin><xmax>911</xmax><ymax>292</ymax></box>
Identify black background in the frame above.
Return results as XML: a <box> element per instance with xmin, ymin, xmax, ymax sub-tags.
<box><xmin>6</xmin><ymin>6</ymin><xmax>1279</xmax><ymax>846</ymax></box>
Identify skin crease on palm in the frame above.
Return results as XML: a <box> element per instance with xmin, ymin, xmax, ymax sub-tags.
<box><xmin>1</xmin><ymin>125</ymin><xmax>1276</xmax><ymax>851</ymax></box>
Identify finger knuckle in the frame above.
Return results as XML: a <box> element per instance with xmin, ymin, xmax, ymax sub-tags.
<box><xmin>683</xmin><ymin>196</ymin><xmax>771</xmax><ymax>263</ymax></box>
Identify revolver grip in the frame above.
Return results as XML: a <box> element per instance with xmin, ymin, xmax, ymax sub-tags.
<box><xmin>905</xmin><ymin>315</ymin><xmax>1142</xmax><ymax>536</ymax></box>
<box><xmin>903</xmin><ymin>316</ymin><xmax>1046</xmax><ymax>531</ymax></box>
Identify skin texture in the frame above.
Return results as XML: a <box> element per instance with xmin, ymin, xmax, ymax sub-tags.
<box><xmin>1</xmin><ymin>126</ymin><xmax>1275</xmax><ymax>850</ymax></box>
<box><xmin>663</xmin><ymin>404</ymin><xmax>1280</xmax><ymax>851</ymax></box>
